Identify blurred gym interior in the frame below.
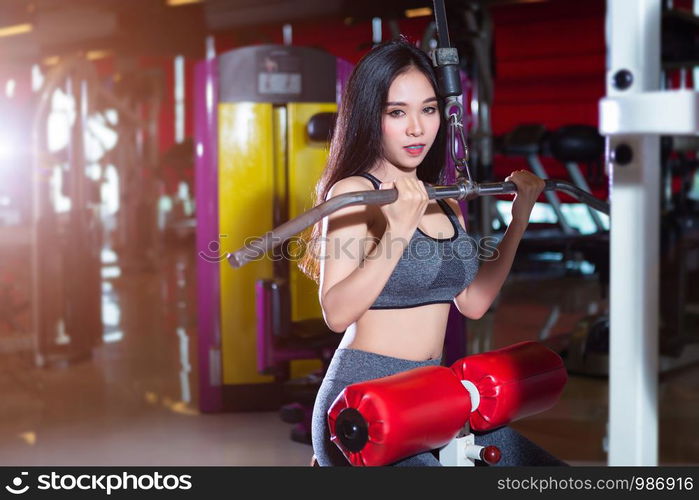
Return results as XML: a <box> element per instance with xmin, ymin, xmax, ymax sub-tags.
<box><xmin>0</xmin><ymin>0</ymin><xmax>697</xmax><ymax>466</ymax></box>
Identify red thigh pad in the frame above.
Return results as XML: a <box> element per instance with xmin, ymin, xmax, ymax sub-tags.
<box><xmin>327</xmin><ymin>365</ymin><xmax>470</xmax><ymax>466</ymax></box>
<box><xmin>450</xmin><ymin>341</ymin><xmax>567</xmax><ymax>431</ymax></box>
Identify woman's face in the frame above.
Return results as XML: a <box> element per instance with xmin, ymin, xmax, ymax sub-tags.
<box><xmin>381</xmin><ymin>66</ymin><xmax>440</xmax><ymax>171</ymax></box>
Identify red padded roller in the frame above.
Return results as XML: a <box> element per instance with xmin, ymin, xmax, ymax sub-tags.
<box><xmin>327</xmin><ymin>365</ymin><xmax>470</xmax><ymax>466</ymax></box>
<box><xmin>449</xmin><ymin>341</ymin><xmax>567</xmax><ymax>432</ymax></box>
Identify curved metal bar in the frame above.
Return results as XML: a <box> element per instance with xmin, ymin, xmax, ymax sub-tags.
<box><xmin>476</xmin><ymin>180</ymin><xmax>611</xmax><ymax>216</ymax></box>
<box><xmin>227</xmin><ymin>179</ymin><xmax>610</xmax><ymax>268</ymax></box>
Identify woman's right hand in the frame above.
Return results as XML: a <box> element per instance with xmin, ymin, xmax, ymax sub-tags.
<box><xmin>378</xmin><ymin>177</ymin><xmax>430</xmax><ymax>235</ymax></box>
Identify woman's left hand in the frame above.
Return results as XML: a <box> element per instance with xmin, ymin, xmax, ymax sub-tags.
<box><xmin>505</xmin><ymin>170</ymin><xmax>546</xmax><ymax>225</ymax></box>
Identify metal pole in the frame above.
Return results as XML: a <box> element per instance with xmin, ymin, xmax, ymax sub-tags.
<box><xmin>604</xmin><ymin>0</ymin><xmax>660</xmax><ymax>466</ymax></box>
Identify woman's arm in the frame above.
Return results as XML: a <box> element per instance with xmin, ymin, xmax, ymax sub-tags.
<box><xmin>447</xmin><ymin>171</ymin><xmax>545</xmax><ymax>319</ymax></box>
<box><xmin>453</xmin><ymin>219</ymin><xmax>527</xmax><ymax>319</ymax></box>
<box><xmin>318</xmin><ymin>177</ymin><xmax>413</xmax><ymax>332</ymax></box>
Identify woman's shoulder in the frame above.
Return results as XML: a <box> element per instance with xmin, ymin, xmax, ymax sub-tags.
<box><xmin>325</xmin><ymin>175</ymin><xmax>376</xmax><ymax>201</ymax></box>
<box><xmin>324</xmin><ymin>175</ymin><xmax>379</xmax><ymax>229</ymax></box>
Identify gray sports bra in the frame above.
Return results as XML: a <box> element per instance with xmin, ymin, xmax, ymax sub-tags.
<box><xmin>358</xmin><ymin>172</ymin><xmax>479</xmax><ymax>309</ymax></box>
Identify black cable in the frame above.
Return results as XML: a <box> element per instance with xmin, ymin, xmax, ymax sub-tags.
<box><xmin>432</xmin><ymin>0</ymin><xmax>451</xmax><ymax>48</ymax></box>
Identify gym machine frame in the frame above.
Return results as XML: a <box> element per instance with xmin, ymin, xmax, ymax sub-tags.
<box><xmin>599</xmin><ymin>0</ymin><xmax>699</xmax><ymax>465</ymax></box>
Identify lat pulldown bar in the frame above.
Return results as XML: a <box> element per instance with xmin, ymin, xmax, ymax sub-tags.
<box><xmin>226</xmin><ymin>179</ymin><xmax>610</xmax><ymax>268</ymax></box>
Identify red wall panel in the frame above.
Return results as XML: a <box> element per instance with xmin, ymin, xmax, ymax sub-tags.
<box><xmin>490</xmin><ymin>0</ymin><xmax>607</xmax><ymax>200</ymax></box>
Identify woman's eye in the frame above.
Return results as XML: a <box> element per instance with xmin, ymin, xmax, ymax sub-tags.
<box><xmin>388</xmin><ymin>109</ymin><xmax>404</xmax><ymax>117</ymax></box>
<box><xmin>423</xmin><ymin>106</ymin><xmax>437</xmax><ymax>114</ymax></box>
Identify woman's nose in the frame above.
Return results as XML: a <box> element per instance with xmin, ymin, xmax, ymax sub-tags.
<box><xmin>406</xmin><ymin>115</ymin><xmax>424</xmax><ymax>137</ymax></box>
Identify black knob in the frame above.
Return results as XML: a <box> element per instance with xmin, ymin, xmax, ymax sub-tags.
<box><xmin>611</xmin><ymin>144</ymin><xmax>633</xmax><ymax>165</ymax></box>
<box><xmin>335</xmin><ymin>408</ymin><xmax>369</xmax><ymax>452</ymax></box>
<box><xmin>613</xmin><ymin>69</ymin><xmax>633</xmax><ymax>90</ymax></box>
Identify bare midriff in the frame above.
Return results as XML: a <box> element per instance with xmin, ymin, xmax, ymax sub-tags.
<box><xmin>337</xmin><ymin>302</ymin><xmax>451</xmax><ymax>361</ymax></box>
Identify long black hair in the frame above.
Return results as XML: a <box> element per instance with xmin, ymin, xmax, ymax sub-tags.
<box><xmin>298</xmin><ymin>38</ymin><xmax>447</xmax><ymax>283</ymax></box>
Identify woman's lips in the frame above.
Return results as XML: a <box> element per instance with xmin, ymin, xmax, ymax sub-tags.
<box><xmin>404</xmin><ymin>144</ymin><xmax>426</xmax><ymax>156</ymax></box>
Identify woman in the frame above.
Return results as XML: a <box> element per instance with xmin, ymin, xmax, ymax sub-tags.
<box><xmin>298</xmin><ymin>39</ymin><xmax>564</xmax><ymax>466</ymax></box>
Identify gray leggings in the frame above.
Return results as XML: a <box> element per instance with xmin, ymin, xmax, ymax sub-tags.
<box><xmin>311</xmin><ymin>348</ymin><xmax>567</xmax><ymax>466</ymax></box>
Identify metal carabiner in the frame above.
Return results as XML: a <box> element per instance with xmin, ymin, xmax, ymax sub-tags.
<box><xmin>444</xmin><ymin>99</ymin><xmax>472</xmax><ymax>182</ymax></box>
